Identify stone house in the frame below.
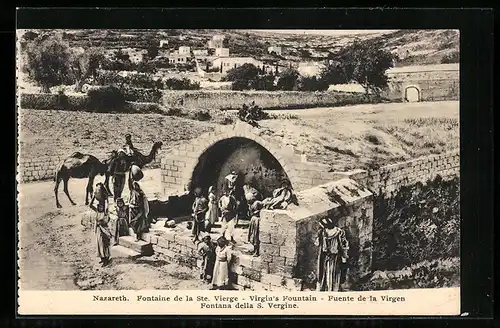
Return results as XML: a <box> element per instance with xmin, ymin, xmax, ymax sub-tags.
<box><xmin>215</xmin><ymin>47</ymin><xmax>230</xmax><ymax>57</ymax></box>
<box><xmin>267</xmin><ymin>46</ymin><xmax>282</xmax><ymax>56</ymax></box>
<box><xmin>212</xmin><ymin>57</ymin><xmax>263</xmax><ymax>74</ymax></box>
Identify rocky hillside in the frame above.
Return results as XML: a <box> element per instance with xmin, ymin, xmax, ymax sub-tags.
<box><xmin>23</xmin><ymin>29</ymin><xmax>459</xmax><ymax>67</ymax></box>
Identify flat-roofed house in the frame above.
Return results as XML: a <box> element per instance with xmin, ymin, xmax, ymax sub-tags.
<box><xmin>215</xmin><ymin>48</ymin><xmax>230</xmax><ymax>57</ymax></box>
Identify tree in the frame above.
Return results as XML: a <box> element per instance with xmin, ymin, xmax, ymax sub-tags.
<box><xmin>69</xmin><ymin>47</ymin><xmax>105</xmax><ymax>92</ymax></box>
<box><xmin>276</xmin><ymin>67</ymin><xmax>299</xmax><ymax>91</ymax></box>
<box><xmin>23</xmin><ymin>36</ymin><xmax>73</xmax><ymax>93</ymax></box>
<box><xmin>338</xmin><ymin>40</ymin><xmax>394</xmax><ymax>96</ymax></box>
<box><xmin>223</xmin><ymin>63</ymin><xmax>260</xmax><ymax>82</ymax></box>
<box><xmin>320</xmin><ymin>62</ymin><xmax>348</xmax><ymax>85</ymax></box>
<box><xmin>146</xmin><ymin>44</ymin><xmax>159</xmax><ymax>60</ymax></box>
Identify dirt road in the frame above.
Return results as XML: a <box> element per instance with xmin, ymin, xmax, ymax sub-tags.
<box><xmin>17</xmin><ymin>169</ymin><xmax>208</xmax><ymax>291</ymax></box>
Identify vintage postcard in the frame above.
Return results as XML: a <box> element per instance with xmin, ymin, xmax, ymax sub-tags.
<box><xmin>16</xmin><ymin>27</ymin><xmax>460</xmax><ymax>315</ymax></box>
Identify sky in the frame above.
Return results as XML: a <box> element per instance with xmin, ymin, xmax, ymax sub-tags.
<box><xmin>250</xmin><ymin>29</ymin><xmax>399</xmax><ymax>36</ymax></box>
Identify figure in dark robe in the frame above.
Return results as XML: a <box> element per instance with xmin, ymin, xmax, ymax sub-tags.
<box><xmin>128</xmin><ymin>172</ymin><xmax>149</xmax><ymax>242</ymax></box>
<box><xmin>191</xmin><ymin>187</ymin><xmax>208</xmax><ymax>243</ymax></box>
<box><xmin>197</xmin><ymin>234</ymin><xmax>216</xmax><ymax>283</ymax></box>
<box><xmin>314</xmin><ymin>220</ymin><xmax>349</xmax><ymax>292</ymax></box>
<box><xmin>247</xmin><ymin>201</ymin><xmax>263</xmax><ymax>257</ymax></box>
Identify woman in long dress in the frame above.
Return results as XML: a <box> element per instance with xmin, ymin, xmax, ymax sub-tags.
<box><xmin>129</xmin><ymin>180</ymin><xmax>149</xmax><ymax>242</ymax></box>
<box><xmin>314</xmin><ymin>224</ymin><xmax>349</xmax><ymax>291</ymax></box>
<box><xmin>211</xmin><ymin>236</ymin><xmax>233</xmax><ymax>290</ymax></box>
<box><xmin>205</xmin><ymin>186</ymin><xmax>219</xmax><ymax>232</ymax></box>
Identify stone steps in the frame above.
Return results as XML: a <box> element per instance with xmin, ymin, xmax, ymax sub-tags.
<box><xmin>118</xmin><ymin>236</ymin><xmax>154</xmax><ymax>256</ymax></box>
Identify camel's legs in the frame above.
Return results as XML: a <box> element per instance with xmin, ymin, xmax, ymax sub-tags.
<box><xmin>54</xmin><ymin>173</ymin><xmax>63</xmax><ymax>208</ymax></box>
<box><xmin>86</xmin><ymin>175</ymin><xmax>95</xmax><ymax>205</ymax></box>
<box><xmin>63</xmin><ymin>177</ymin><xmax>76</xmax><ymax>206</ymax></box>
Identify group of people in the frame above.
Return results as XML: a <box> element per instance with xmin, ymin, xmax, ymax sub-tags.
<box><xmin>87</xmin><ymin>165</ymin><xmax>151</xmax><ymax>267</ymax></box>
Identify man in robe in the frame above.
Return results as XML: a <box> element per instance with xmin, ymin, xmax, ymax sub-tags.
<box><xmin>218</xmin><ymin>189</ymin><xmax>237</xmax><ymax>244</ymax></box>
<box><xmin>191</xmin><ymin>187</ymin><xmax>208</xmax><ymax>243</ymax></box>
<box><xmin>314</xmin><ymin>218</ymin><xmax>349</xmax><ymax>292</ymax></box>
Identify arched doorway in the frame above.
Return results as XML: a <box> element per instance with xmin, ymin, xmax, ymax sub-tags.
<box><xmin>190</xmin><ymin>137</ymin><xmax>289</xmax><ymax>200</ymax></box>
<box><xmin>405</xmin><ymin>86</ymin><xmax>420</xmax><ymax>102</ymax></box>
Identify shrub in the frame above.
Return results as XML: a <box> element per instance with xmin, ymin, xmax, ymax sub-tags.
<box><xmin>372</xmin><ymin>175</ymin><xmax>460</xmax><ymax>271</ymax></box>
<box><xmin>165</xmin><ymin>107</ymin><xmax>184</xmax><ymax>117</ymax></box>
<box><xmin>190</xmin><ymin>110</ymin><xmax>211</xmax><ymax>121</ymax></box>
<box><xmin>19</xmin><ymin>93</ymin><xmax>88</xmax><ymax>111</ymax></box>
<box><xmin>87</xmin><ymin>85</ymin><xmax>126</xmax><ymax>112</ymax></box>
<box><xmin>127</xmin><ymin>74</ymin><xmax>163</xmax><ymax>89</ymax></box>
<box><xmin>441</xmin><ymin>51</ymin><xmax>460</xmax><ymax>64</ymax></box>
<box><xmin>276</xmin><ymin>68</ymin><xmax>299</xmax><ymax>91</ymax></box>
<box><xmin>296</xmin><ymin>76</ymin><xmax>329</xmax><ymax>91</ymax></box>
<box><xmin>164</xmin><ymin>78</ymin><xmax>200</xmax><ymax>90</ymax></box>
<box><xmin>120</xmin><ymin>87</ymin><xmax>163</xmax><ymax>103</ymax></box>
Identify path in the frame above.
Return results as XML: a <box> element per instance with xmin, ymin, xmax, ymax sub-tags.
<box><xmin>17</xmin><ymin>169</ymin><xmax>208</xmax><ymax>291</ymax></box>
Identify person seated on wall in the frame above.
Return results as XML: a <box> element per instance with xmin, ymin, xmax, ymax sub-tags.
<box><xmin>262</xmin><ymin>179</ymin><xmax>297</xmax><ymax>210</ymax></box>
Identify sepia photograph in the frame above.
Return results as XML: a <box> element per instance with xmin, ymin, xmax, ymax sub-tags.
<box><xmin>16</xmin><ymin>26</ymin><xmax>461</xmax><ymax>313</ymax></box>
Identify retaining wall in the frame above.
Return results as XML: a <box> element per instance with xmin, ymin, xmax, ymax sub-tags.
<box><xmin>17</xmin><ymin>153</ymin><xmax>161</xmax><ymax>183</ymax></box>
<box><xmin>364</xmin><ymin>150</ymin><xmax>460</xmax><ymax>195</ymax></box>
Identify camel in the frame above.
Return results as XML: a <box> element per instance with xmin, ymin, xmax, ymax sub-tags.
<box><xmin>54</xmin><ymin>152</ymin><xmax>108</xmax><ymax>208</ymax></box>
<box><xmin>104</xmin><ymin>141</ymin><xmax>163</xmax><ymax>201</ymax></box>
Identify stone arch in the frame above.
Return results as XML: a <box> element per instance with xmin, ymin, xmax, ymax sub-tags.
<box><xmin>182</xmin><ymin>124</ymin><xmax>300</xmax><ymax>197</ymax></box>
<box><xmin>403</xmin><ymin>84</ymin><xmax>421</xmax><ymax>102</ymax></box>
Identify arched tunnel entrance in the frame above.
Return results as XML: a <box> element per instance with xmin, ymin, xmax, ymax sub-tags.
<box><xmin>190</xmin><ymin>137</ymin><xmax>290</xmax><ymax>201</ymax></box>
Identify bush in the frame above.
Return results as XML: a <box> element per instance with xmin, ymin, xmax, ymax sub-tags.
<box><xmin>296</xmin><ymin>76</ymin><xmax>329</xmax><ymax>91</ymax></box>
<box><xmin>164</xmin><ymin>78</ymin><xmax>200</xmax><ymax>90</ymax></box>
<box><xmin>441</xmin><ymin>51</ymin><xmax>460</xmax><ymax>64</ymax></box>
<box><xmin>127</xmin><ymin>74</ymin><xmax>163</xmax><ymax>89</ymax></box>
<box><xmin>19</xmin><ymin>93</ymin><xmax>88</xmax><ymax>111</ymax></box>
<box><xmin>276</xmin><ymin>68</ymin><xmax>299</xmax><ymax>91</ymax></box>
<box><xmin>120</xmin><ymin>87</ymin><xmax>163</xmax><ymax>103</ymax></box>
<box><xmin>87</xmin><ymin>85</ymin><xmax>126</xmax><ymax>112</ymax></box>
<box><xmin>372</xmin><ymin>175</ymin><xmax>460</xmax><ymax>271</ymax></box>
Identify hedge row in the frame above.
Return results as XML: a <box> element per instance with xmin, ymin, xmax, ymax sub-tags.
<box><xmin>18</xmin><ymin>92</ymin><xmax>162</xmax><ymax>114</ymax></box>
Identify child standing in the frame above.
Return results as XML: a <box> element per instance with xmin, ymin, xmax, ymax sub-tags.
<box><xmin>197</xmin><ymin>234</ymin><xmax>216</xmax><ymax>283</ymax></box>
<box><xmin>211</xmin><ymin>236</ymin><xmax>233</xmax><ymax>290</ymax></box>
<box><xmin>92</xmin><ymin>203</ymin><xmax>113</xmax><ymax>266</ymax></box>
<box><xmin>113</xmin><ymin>197</ymin><xmax>129</xmax><ymax>245</ymax></box>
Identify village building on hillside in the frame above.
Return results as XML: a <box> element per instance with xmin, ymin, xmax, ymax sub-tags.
<box><xmin>215</xmin><ymin>47</ymin><xmax>230</xmax><ymax>57</ymax></box>
<box><xmin>212</xmin><ymin>57</ymin><xmax>263</xmax><ymax>74</ymax></box>
<box><xmin>193</xmin><ymin>49</ymin><xmax>209</xmax><ymax>56</ymax></box>
<box><xmin>267</xmin><ymin>46</ymin><xmax>283</xmax><ymax>56</ymax></box>
<box><xmin>207</xmin><ymin>34</ymin><xmax>225</xmax><ymax>49</ymax></box>
<box><xmin>159</xmin><ymin>40</ymin><xmax>169</xmax><ymax>48</ymax></box>
<box><xmin>179</xmin><ymin>46</ymin><xmax>191</xmax><ymax>55</ymax></box>
<box><xmin>168</xmin><ymin>52</ymin><xmax>190</xmax><ymax>64</ymax></box>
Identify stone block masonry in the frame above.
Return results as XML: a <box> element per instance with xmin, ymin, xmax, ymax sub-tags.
<box><xmin>366</xmin><ymin>150</ymin><xmax>460</xmax><ymax>196</ymax></box>
<box><xmin>17</xmin><ymin>153</ymin><xmax>161</xmax><ymax>183</ymax></box>
<box><xmin>161</xmin><ymin>122</ymin><xmax>348</xmax><ymax>196</ymax></box>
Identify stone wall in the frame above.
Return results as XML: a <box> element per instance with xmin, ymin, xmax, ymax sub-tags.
<box><xmin>17</xmin><ymin>154</ymin><xmax>161</xmax><ymax>183</ymax></box>
<box><xmin>365</xmin><ymin>150</ymin><xmax>460</xmax><ymax>195</ymax></box>
<box><xmin>384</xmin><ymin>65</ymin><xmax>459</xmax><ymax>102</ymax></box>
<box><xmin>142</xmin><ymin>230</ymin><xmax>303</xmax><ymax>291</ymax></box>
